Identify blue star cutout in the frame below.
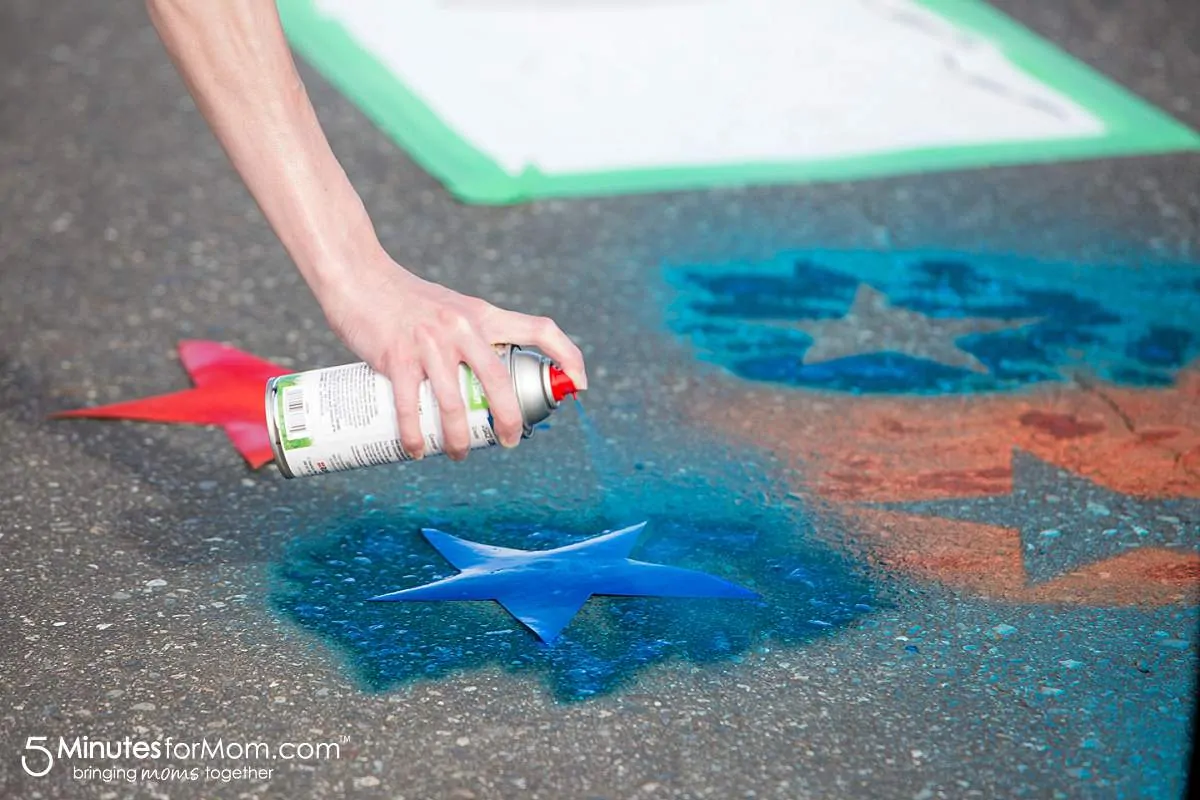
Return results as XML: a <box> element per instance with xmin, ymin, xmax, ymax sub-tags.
<box><xmin>271</xmin><ymin>497</ymin><xmax>875</xmax><ymax>700</ymax></box>
<box><xmin>368</xmin><ymin>522</ymin><xmax>759</xmax><ymax>643</ymax></box>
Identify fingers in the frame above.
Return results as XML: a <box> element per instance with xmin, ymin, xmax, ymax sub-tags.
<box><xmin>459</xmin><ymin>336</ymin><xmax>524</xmax><ymax>448</ymax></box>
<box><xmin>492</xmin><ymin>311</ymin><xmax>588</xmax><ymax>391</ymax></box>
<box><xmin>373</xmin><ymin>296</ymin><xmax>585</xmax><ymax>465</ymax></box>
<box><xmin>384</xmin><ymin>358</ymin><xmax>427</xmax><ymax>461</ymax></box>
<box><xmin>415</xmin><ymin>327</ymin><xmax>472</xmax><ymax>461</ymax></box>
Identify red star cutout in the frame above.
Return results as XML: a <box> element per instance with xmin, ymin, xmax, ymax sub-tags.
<box><xmin>51</xmin><ymin>340</ymin><xmax>289</xmax><ymax>468</ymax></box>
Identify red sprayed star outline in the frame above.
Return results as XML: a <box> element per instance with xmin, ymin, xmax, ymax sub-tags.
<box><xmin>51</xmin><ymin>340</ymin><xmax>289</xmax><ymax>468</ymax></box>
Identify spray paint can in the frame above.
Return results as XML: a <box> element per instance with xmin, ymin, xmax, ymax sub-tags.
<box><xmin>264</xmin><ymin>344</ymin><xmax>576</xmax><ymax>478</ymax></box>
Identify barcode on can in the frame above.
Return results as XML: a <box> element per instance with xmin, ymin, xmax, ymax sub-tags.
<box><xmin>283</xmin><ymin>385</ymin><xmax>308</xmax><ymax>436</ymax></box>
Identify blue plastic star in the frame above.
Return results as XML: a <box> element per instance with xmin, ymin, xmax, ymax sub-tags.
<box><xmin>368</xmin><ymin>522</ymin><xmax>759</xmax><ymax>643</ymax></box>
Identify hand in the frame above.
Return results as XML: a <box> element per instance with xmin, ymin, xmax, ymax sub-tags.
<box><xmin>314</xmin><ymin>247</ymin><xmax>588</xmax><ymax>462</ymax></box>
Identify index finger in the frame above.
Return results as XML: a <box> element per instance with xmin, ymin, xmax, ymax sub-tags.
<box><xmin>496</xmin><ymin>312</ymin><xmax>588</xmax><ymax>392</ymax></box>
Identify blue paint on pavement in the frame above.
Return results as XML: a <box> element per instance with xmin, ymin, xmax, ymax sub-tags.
<box><xmin>270</xmin><ymin>481</ymin><xmax>872</xmax><ymax>701</ymax></box>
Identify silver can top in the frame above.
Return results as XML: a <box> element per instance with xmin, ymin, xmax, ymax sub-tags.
<box><xmin>510</xmin><ymin>349</ymin><xmax>559</xmax><ymax>433</ymax></box>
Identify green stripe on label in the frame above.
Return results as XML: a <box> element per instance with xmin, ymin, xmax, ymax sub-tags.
<box><xmin>275</xmin><ymin>375</ymin><xmax>313</xmax><ymax>450</ymax></box>
<box><xmin>466</xmin><ymin>368</ymin><xmax>489</xmax><ymax>412</ymax></box>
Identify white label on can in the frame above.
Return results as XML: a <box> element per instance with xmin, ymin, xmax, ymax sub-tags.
<box><xmin>272</xmin><ymin>362</ymin><xmax>498</xmax><ymax>477</ymax></box>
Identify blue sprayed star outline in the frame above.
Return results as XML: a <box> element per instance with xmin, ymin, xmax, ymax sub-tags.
<box><xmin>664</xmin><ymin>250</ymin><xmax>1200</xmax><ymax>394</ymax></box>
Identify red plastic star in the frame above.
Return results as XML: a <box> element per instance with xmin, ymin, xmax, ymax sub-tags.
<box><xmin>51</xmin><ymin>340</ymin><xmax>289</xmax><ymax>468</ymax></box>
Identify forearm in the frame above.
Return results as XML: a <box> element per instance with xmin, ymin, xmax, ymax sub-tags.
<box><xmin>145</xmin><ymin>0</ymin><xmax>380</xmax><ymax>292</ymax></box>
<box><xmin>145</xmin><ymin>0</ymin><xmax>587</xmax><ymax>456</ymax></box>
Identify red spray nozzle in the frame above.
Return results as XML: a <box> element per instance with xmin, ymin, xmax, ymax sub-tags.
<box><xmin>548</xmin><ymin>365</ymin><xmax>578</xmax><ymax>402</ymax></box>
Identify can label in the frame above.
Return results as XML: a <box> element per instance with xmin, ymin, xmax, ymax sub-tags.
<box><xmin>271</xmin><ymin>361</ymin><xmax>498</xmax><ymax>478</ymax></box>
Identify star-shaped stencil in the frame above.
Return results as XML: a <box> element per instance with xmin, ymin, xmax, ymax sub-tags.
<box><xmin>369</xmin><ymin>522</ymin><xmax>759</xmax><ymax>643</ymax></box>
<box><xmin>758</xmin><ymin>284</ymin><xmax>1040</xmax><ymax>373</ymax></box>
<box><xmin>875</xmin><ymin>450</ymin><xmax>1200</xmax><ymax>584</ymax></box>
<box><xmin>51</xmin><ymin>340</ymin><xmax>288</xmax><ymax>468</ymax></box>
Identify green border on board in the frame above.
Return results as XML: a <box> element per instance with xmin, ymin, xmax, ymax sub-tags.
<box><xmin>278</xmin><ymin>0</ymin><xmax>1199</xmax><ymax>205</ymax></box>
